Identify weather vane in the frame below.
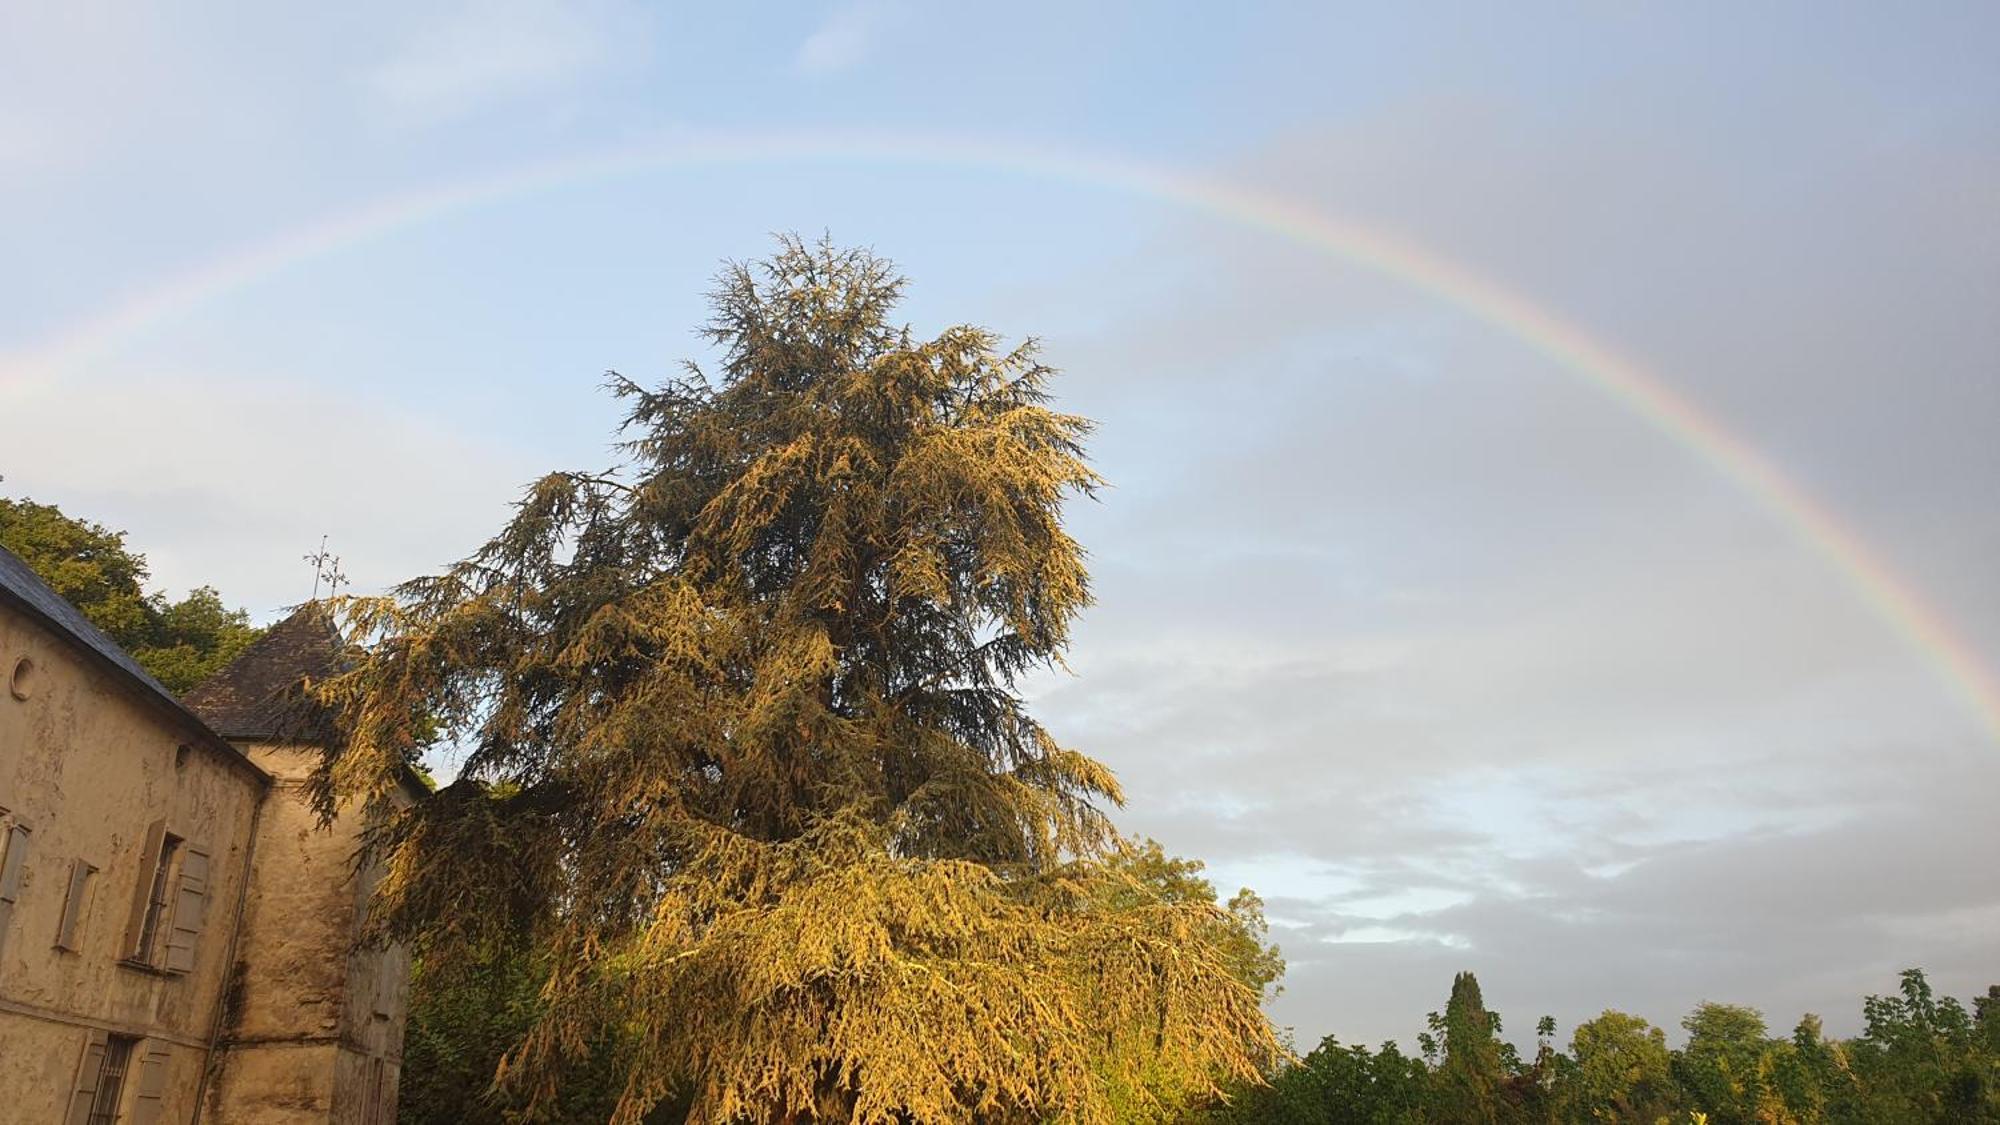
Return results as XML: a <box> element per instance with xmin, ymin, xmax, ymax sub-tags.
<box><xmin>304</xmin><ymin>535</ymin><xmax>348</xmax><ymax>601</ymax></box>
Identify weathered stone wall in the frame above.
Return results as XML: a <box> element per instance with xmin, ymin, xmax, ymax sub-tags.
<box><xmin>204</xmin><ymin>744</ymin><xmax>410</xmax><ymax>1125</ymax></box>
<box><xmin>0</xmin><ymin>599</ymin><xmax>266</xmax><ymax>1123</ymax></box>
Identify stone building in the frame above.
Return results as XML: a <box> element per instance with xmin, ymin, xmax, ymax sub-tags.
<box><xmin>0</xmin><ymin>544</ymin><xmax>419</xmax><ymax>1124</ymax></box>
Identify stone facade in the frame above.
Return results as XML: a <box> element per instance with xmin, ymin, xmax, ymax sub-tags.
<box><xmin>0</xmin><ymin>545</ymin><xmax>414</xmax><ymax>1124</ymax></box>
<box><xmin>197</xmin><ymin>744</ymin><xmax>411</xmax><ymax>1125</ymax></box>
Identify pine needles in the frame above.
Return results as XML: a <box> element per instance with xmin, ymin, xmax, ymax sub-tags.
<box><xmin>314</xmin><ymin>236</ymin><xmax>1278</xmax><ymax>1123</ymax></box>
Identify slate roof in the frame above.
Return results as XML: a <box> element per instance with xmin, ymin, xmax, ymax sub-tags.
<box><xmin>0</xmin><ymin>543</ymin><xmax>261</xmax><ymax>779</ymax></box>
<box><xmin>184</xmin><ymin>603</ymin><xmax>346</xmax><ymax>741</ymax></box>
<box><xmin>186</xmin><ymin>605</ymin><xmax>433</xmax><ymax>800</ymax></box>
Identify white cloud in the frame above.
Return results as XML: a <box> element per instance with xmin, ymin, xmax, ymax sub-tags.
<box><xmin>0</xmin><ymin>367</ymin><xmax>541</xmax><ymax>619</ymax></box>
<box><xmin>992</xmin><ymin>72</ymin><xmax>2000</xmax><ymax>1046</ymax></box>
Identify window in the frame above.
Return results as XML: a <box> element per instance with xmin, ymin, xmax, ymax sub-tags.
<box><xmin>0</xmin><ymin>817</ymin><xmax>29</xmax><ymax>901</ymax></box>
<box><xmin>68</xmin><ymin>1034</ymin><xmax>170</xmax><ymax>1125</ymax></box>
<box><xmin>56</xmin><ymin>858</ymin><xmax>97</xmax><ymax>952</ymax></box>
<box><xmin>0</xmin><ymin>816</ymin><xmax>30</xmax><ymax>949</ymax></box>
<box><xmin>132</xmin><ymin>831</ymin><xmax>180</xmax><ymax>964</ymax></box>
<box><xmin>121</xmin><ymin>820</ymin><xmax>209</xmax><ymax>974</ymax></box>
<box><xmin>75</xmin><ymin>1033</ymin><xmax>135</xmax><ymax>1125</ymax></box>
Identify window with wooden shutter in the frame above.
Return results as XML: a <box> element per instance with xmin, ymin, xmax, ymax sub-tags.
<box><xmin>122</xmin><ymin>820</ymin><xmax>183</xmax><ymax>967</ymax></box>
<box><xmin>0</xmin><ymin>819</ymin><xmax>30</xmax><ymax>903</ymax></box>
<box><xmin>65</xmin><ymin>1031</ymin><xmax>108</xmax><ymax>1125</ymax></box>
<box><xmin>127</xmin><ymin>1044</ymin><xmax>172</xmax><ymax>1125</ymax></box>
<box><xmin>67</xmin><ymin>1030</ymin><xmax>136</xmax><ymax>1125</ymax></box>
<box><xmin>122</xmin><ymin>819</ymin><xmax>166</xmax><ymax>961</ymax></box>
<box><xmin>160</xmin><ymin>846</ymin><xmax>209</xmax><ymax>974</ymax></box>
<box><xmin>56</xmin><ymin>858</ymin><xmax>97</xmax><ymax>952</ymax></box>
<box><xmin>0</xmin><ymin>817</ymin><xmax>31</xmax><ymax>953</ymax></box>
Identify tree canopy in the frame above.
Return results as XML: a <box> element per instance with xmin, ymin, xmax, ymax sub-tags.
<box><xmin>0</xmin><ymin>492</ymin><xmax>263</xmax><ymax>692</ymax></box>
<box><xmin>320</xmin><ymin>237</ymin><xmax>1280</xmax><ymax>1124</ymax></box>
<box><xmin>1203</xmin><ymin>967</ymin><xmax>2000</xmax><ymax>1125</ymax></box>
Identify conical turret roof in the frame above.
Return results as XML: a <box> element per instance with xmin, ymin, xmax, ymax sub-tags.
<box><xmin>184</xmin><ymin>603</ymin><xmax>345</xmax><ymax>741</ymax></box>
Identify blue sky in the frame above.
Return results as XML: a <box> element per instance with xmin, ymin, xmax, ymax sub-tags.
<box><xmin>3</xmin><ymin>1</ymin><xmax>1997</xmax><ymax>1050</ymax></box>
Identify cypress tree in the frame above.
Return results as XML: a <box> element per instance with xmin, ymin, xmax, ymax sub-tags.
<box><xmin>1437</xmin><ymin>971</ymin><xmax>1504</xmax><ymax>1123</ymax></box>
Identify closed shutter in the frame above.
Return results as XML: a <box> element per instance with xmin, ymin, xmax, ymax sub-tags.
<box><xmin>66</xmin><ymin>1030</ymin><xmax>109</xmax><ymax>1125</ymax></box>
<box><xmin>0</xmin><ymin>821</ymin><xmax>28</xmax><ymax>951</ymax></box>
<box><xmin>0</xmin><ymin>821</ymin><xmax>29</xmax><ymax>902</ymax></box>
<box><xmin>128</xmin><ymin>1044</ymin><xmax>172</xmax><ymax>1125</ymax></box>
<box><xmin>123</xmin><ymin>819</ymin><xmax>168</xmax><ymax>959</ymax></box>
<box><xmin>161</xmin><ymin>846</ymin><xmax>209</xmax><ymax>974</ymax></box>
<box><xmin>57</xmin><ymin>859</ymin><xmax>95</xmax><ymax>951</ymax></box>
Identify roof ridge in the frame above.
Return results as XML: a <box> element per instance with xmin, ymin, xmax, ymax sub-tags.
<box><xmin>0</xmin><ymin>543</ymin><xmax>262</xmax><ymax>782</ymax></box>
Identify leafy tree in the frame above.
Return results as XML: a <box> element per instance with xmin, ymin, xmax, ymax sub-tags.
<box><xmin>1845</xmin><ymin>969</ymin><xmax>1997</xmax><ymax>1122</ymax></box>
<box><xmin>1201</xmin><ymin>967</ymin><xmax>1998</xmax><ymax>1125</ymax></box>
<box><xmin>139</xmin><ymin>584</ymin><xmax>265</xmax><ymax>691</ymax></box>
<box><xmin>1978</xmin><ymin>988</ymin><xmax>2000</xmax><ymax>1054</ymax></box>
<box><xmin>1674</xmin><ymin>1003</ymin><xmax>1770</xmax><ymax>1124</ymax></box>
<box><xmin>1562</xmin><ymin>1010</ymin><xmax>1677</xmax><ymax>1123</ymax></box>
<box><xmin>0</xmin><ymin>493</ymin><xmax>262</xmax><ymax>692</ymax></box>
<box><xmin>400</xmin><ymin>942</ymin><xmax>691</xmax><ymax>1125</ymax></box>
<box><xmin>1510</xmin><ymin>1014</ymin><xmax>1563</xmax><ymax>1125</ymax></box>
<box><xmin>1199</xmin><ymin>1037</ymin><xmax>1426</xmax><ymax>1125</ymax></box>
<box><xmin>1759</xmin><ymin>1014</ymin><xmax>1856</xmax><ymax>1125</ymax></box>
<box><xmin>319</xmin><ymin>237</ymin><xmax>1278</xmax><ymax>1124</ymax></box>
<box><xmin>1088</xmin><ymin>840</ymin><xmax>1287</xmax><ymax>1123</ymax></box>
<box><xmin>1096</xmin><ymin>839</ymin><xmax>1285</xmax><ymax>1000</ymax></box>
<box><xmin>0</xmin><ymin>493</ymin><xmax>152</xmax><ymax>638</ymax></box>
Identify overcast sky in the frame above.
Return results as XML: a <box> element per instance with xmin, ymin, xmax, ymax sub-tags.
<box><xmin>2</xmin><ymin>1</ymin><xmax>1995</xmax><ymax>1051</ymax></box>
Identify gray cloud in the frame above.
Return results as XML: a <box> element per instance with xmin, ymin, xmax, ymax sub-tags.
<box><xmin>1008</xmin><ymin>59</ymin><xmax>2000</xmax><ymax>1048</ymax></box>
<box><xmin>0</xmin><ymin>0</ymin><xmax>1992</xmax><ymax>1057</ymax></box>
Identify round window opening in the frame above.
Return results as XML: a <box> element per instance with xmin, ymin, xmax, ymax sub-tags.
<box><xmin>9</xmin><ymin>656</ymin><xmax>36</xmax><ymax>701</ymax></box>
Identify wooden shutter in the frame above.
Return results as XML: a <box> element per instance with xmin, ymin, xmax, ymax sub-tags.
<box><xmin>0</xmin><ymin>821</ymin><xmax>29</xmax><ymax>902</ymax></box>
<box><xmin>66</xmin><ymin>1030</ymin><xmax>109</xmax><ymax>1125</ymax></box>
<box><xmin>128</xmin><ymin>1044</ymin><xmax>172</xmax><ymax>1125</ymax></box>
<box><xmin>0</xmin><ymin>820</ymin><xmax>27</xmax><ymax>953</ymax></box>
<box><xmin>56</xmin><ymin>859</ymin><xmax>95</xmax><ymax>951</ymax></box>
<box><xmin>123</xmin><ymin>819</ymin><xmax>168</xmax><ymax>959</ymax></box>
<box><xmin>161</xmin><ymin>846</ymin><xmax>209</xmax><ymax>974</ymax></box>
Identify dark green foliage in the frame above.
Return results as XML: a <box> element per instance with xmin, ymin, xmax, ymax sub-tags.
<box><xmin>0</xmin><ymin>493</ymin><xmax>263</xmax><ymax>691</ymax></box>
<box><xmin>1200</xmin><ymin>1039</ymin><xmax>1427</xmax><ymax>1124</ymax></box>
<box><xmin>399</xmin><ymin>945</ymin><xmax>689</xmax><ymax>1125</ymax></box>
<box><xmin>1841</xmin><ymin>969</ymin><xmax>1999</xmax><ymax>1122</ymax></box>
<box><xmin>1436</xmin><ymin>972</ymin><xmax>1505</xmax><ymax>1123</ymax></box>
<box><xmin>1203</xmin><ymin>968</ymin><xmax>1998</xmax><ymax>1125</ymax></box>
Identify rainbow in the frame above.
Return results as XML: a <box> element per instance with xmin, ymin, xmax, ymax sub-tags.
<box><xmin>5</xmin><ymin>131</ymin><xmax>1996</xmax><ymax>741</ymax></box>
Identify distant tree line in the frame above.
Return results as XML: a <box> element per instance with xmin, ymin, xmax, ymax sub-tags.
<box><xmin>1203</xmin><ymin>967</ymin><xmax>2000</xmax><ymax>1124</ymax></box>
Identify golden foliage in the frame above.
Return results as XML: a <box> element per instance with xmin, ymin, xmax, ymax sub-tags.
<box><xmin>314</xmin><ymin>236</ymin><xmax>1278</xmax><ymax>1122</ymax></box>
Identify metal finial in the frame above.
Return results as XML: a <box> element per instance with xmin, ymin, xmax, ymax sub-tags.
<box><xmin>303</xmin><ymin>535</ymin><xmax>348</xmax><ymax>601</ymax></box>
